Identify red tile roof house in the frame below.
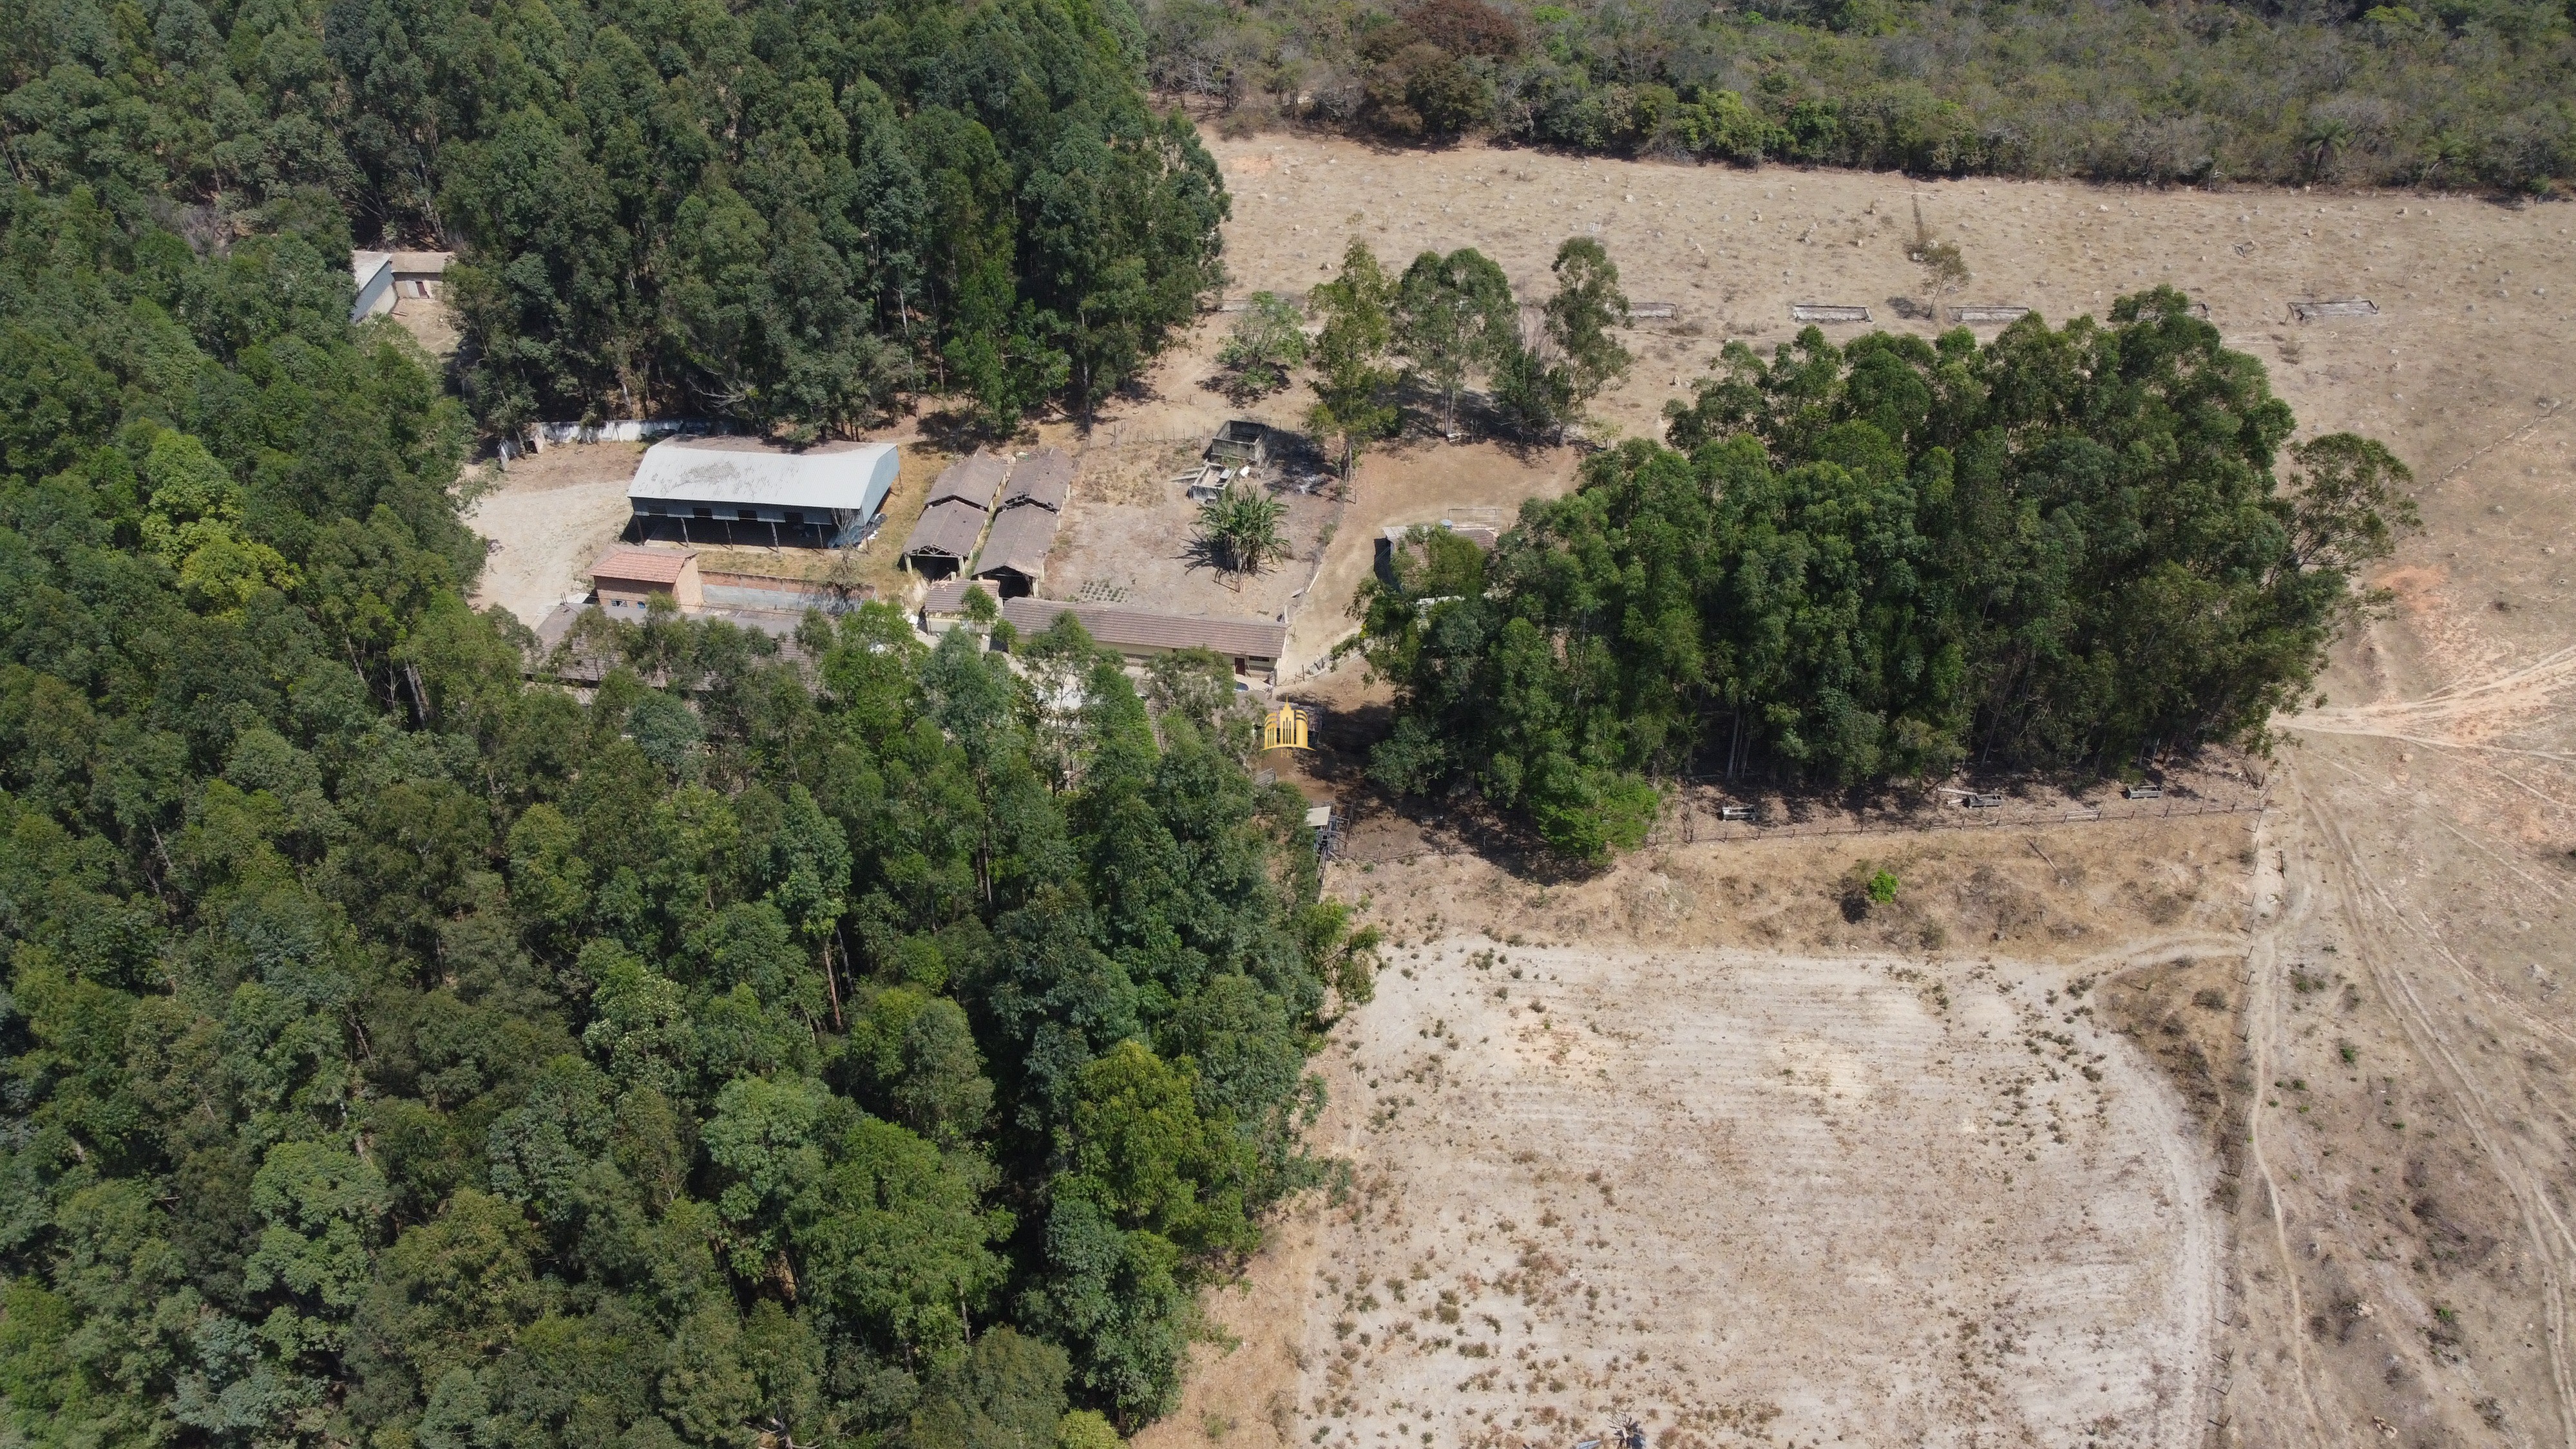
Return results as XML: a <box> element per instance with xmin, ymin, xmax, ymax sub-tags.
<box><xmin>589</xmin><ymin>547</ymin><xmax>703</xmax><ymax>612</ymax></box>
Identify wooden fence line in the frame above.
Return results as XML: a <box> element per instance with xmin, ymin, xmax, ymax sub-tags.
<box><xmin>1648</xmin><ymin>797</ymin><xmax>2264</xmax><ymax>848</ymax></box>
<box><xmin>1329</xmin><ymin>797</ymin><xmax>2264</xmax><ymax>866</ymax></box>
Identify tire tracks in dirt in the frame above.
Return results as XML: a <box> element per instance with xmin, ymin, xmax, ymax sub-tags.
<box><xmin>2287</xmin><ymin>754</ymin><xmax>2576</xmax><ymax>1449</ymax></box>
<box><xmin>2290</xmin><ymin>644</ymin><xmax>2576</xmax><ymax>762</ymax></box>
<box><xmin>2238</xmin><ymin>797</ymin><xmax>2342</xmax><ymax>1449</ymax></box>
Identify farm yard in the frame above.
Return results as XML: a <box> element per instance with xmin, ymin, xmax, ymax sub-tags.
<box><xmin>468</xmin><ymin>130</ymin><xmax>2576</xmax><ymax>682</ymax></box>
<box><xmin>439</xmin><ymin>126</ymin><xmax>2576</xmax><ymax>1449</ymax></box>
<box><xmin>28</xmin><ymin>0</ymin><xmax>2576</xmax><ymax>1439</ymax></box>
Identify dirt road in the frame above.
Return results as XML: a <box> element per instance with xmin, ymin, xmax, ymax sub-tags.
<box><xmin>2228</xmin><ymin>590</ymin><xmax>2576</xmax><ymax>1448</ymax></box>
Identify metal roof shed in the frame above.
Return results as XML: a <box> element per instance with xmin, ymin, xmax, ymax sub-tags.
<box><xmin>627</xmin><ymin>439</ymin><xmax>899</xmax><ymax>547</ymax></box>
<box><xmin>352</xmin><ymin>251</ymin><xmax>396</xmax><ymax>322</ymax></box>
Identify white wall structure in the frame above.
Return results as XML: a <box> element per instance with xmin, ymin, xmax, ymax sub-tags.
<box><xmin>537</xmin><ymin>419</ymin><xmax>705</xmax><ymax>446</ymax></box>
<box><xmin>351</xmin><ymin>251</ymin><xmax>397</xmax><ymax>322</ymax></box>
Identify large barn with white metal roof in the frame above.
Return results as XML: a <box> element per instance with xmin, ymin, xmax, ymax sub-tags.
<box><xmin>625</xmin><ymin>438</ymin><xmax>899</xmax><ymax>548</ymax></box>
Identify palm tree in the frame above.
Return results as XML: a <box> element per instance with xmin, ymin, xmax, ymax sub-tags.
<box><xmin>2418</xmin><ymin>129</ymin><xmax>2472</xmax><ymax>187</ymax></box>
<box><xmin>1196</xmin><ymin>483</ymin><xmax>1289</xmax><ymax>576</ymax></box>
<box><xmin>2302</xmin><ymin>115</ymin><xmax>2355</xmax><ymax>181</ymax></box>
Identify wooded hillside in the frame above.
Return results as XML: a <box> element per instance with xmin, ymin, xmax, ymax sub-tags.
<box><xmin>1</xmin><ymin>0</ymin><xmax>1226</xmax><ymax>436</ymax></box>
<box><xmin>0</xmin><ymin>3</ymin><xmax>1384</xmax><ymax>1443</ymax></box>
<box><xmin>1149</xmin><ymin>0</ymin><xmax>2575</xmax><ymax>191</ymax></box>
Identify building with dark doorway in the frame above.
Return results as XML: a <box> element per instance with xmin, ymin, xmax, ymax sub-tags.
<box><xmin>901</xmin><ymin>450</ymin><xmax>1008</xmax><ymax>576</ymax></box>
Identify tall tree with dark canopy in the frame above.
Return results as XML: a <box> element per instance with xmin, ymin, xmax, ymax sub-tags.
<box><xmin>1393</xmin><ymin>246</ymin><xmax>1516</xmax><ymax>439</ymax></box>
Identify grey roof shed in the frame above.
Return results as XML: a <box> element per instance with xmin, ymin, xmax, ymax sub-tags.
<box><xmin>926</xmin><ymin>450</ymin><xmax>1010</xmax><ymax>511</ymax></box>
<box><xmin>998</xmin><ymin>448</ymin><xmax>1073</xmax><ymax>511</ymax></box>
<box><xmin>902</xmin><ymin>499</ymin><xmax>989</xmax><ymax>567</ymax></box>
<box><xmin>972</xmin><ymin>502</ymin><xmax>1062</xmax><ymax>591</ymax></box>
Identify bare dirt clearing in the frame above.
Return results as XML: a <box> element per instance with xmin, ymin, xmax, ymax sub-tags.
<box><xmin>1047</xmin><ymin>447</ymin><xmax>1338</xmax><ymax>623</ymax></box>
<box><xmin>1288</xmin><ymin>940</ymin><xmax>2222</xmax><ymax>1449</ymax></box>
<box><xmin>461</xmin><ymin>444</ymin><xmax>643</xmax><ymax>627</ymax></box>
<box><xmin>1141</xmin><ymin>820</ymin><xmax>2262</xmax><ymax>1449</ymax></box>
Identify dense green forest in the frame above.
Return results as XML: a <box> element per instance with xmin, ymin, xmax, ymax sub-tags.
<box><xmin>1145</xmin><ymin>0</ymin><xmax>2575</xmax><ymax>189</ymax></box>
<box><xmin>0</xmin><ymin>0</ymin><xmax>1227</xmax><ymax>437</ymax></box>
<box><xmin>0</xmin><ymin>140</ymin><xmax>1370</xmax><ymax>1449</ymax></box>
<box><xmin>1357</xmin><ymin>289</ymin><xmax>2417</xmax><ymax>859</ymax></box>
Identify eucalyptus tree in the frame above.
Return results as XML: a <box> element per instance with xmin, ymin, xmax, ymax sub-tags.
<box><xmin>1394</xmin><ymin>246</ymin><xmax>1518</xmax><ymax>438</ymax></box>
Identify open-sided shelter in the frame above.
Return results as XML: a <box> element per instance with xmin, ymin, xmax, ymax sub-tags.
<box><xmin>902</xmin><ymin>501</ymin><xmax>990</xmax><ymax>576</ymax></box>
<box><xmin>901</xmin><ymin>450</ymin><xmax>1009</xmax><ymax>575</ymax></box>
<box><xmin>626</xmin><ymin>438</ymin><xmax>899</xmax><ymax>547</ymax></box>
<box><xmin>971</xmin><ymin>504</ymin><xmax>1061</xmax><ymax>596</ymax></box>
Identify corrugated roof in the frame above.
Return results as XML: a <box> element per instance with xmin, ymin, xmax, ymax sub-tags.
<box><xmin>998</xmin><ymin>448</ymin><xmax>1073</xmax><ymax>511</ymax></box>
<box><xmin>591</xmin><ymin>547</ymin><xmax>696</xmax><ymax>585</ymax></box>
<box><xmin>1003</xmin><ymin>598</ymin><xmax>1286</xmax><ymax>660</ymax></box>
<box><xmin>389</xmin><ymin>251</ymin><xmax>451</xmax><ymax>274</ymax></box>
<box><xmin>628</xmin><ymin>437</ymin><xmax>900</xmax><ymax>512</ymax></box>
<box><xmin>926</xmin><ymin>450</ymin><xmax>1009</xmax><ymax>510</ymax></box>
<box><xmin>902</xmin><ymin>499</ymin><xmax>988</xmax><ymax>560</ymax></box>
<box><xmin>973</xmin><ymin>504</ymin><xmax>1062</xmax><ymax>580</ymax></box>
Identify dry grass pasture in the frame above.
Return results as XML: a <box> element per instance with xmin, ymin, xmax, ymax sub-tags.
<box><xmin>1123</xmin><ymin>133</ymin><xmax>2576</xmax><ymax>1449</ymax></box>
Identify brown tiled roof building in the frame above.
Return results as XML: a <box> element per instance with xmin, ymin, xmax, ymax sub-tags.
<box><xmin>1002</xmin><ymin>598</ymin><xmax>1285</xmax><ymax>680</ymax></box>
<box><xmin>997</xmin><ymin>447</ymin><xmax>1073</xmax><ymax>512</ymax></box>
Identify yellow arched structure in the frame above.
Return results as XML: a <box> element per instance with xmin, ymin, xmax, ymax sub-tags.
<box><xmin>1261</xmin><ymin>704</ymin><xmax>1312</xmax><ymax>752</ymax></box>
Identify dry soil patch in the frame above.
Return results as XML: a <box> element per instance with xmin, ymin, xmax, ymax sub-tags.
<box><xmin>1172</xmin><ymin>939</ymin><xmax>2225</xmax><ymax>1449</ymax></box>
<box><xmin>462</xmin><ymin>443</ymin><xmax>645</xmax><ymax>626</ymax></box>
